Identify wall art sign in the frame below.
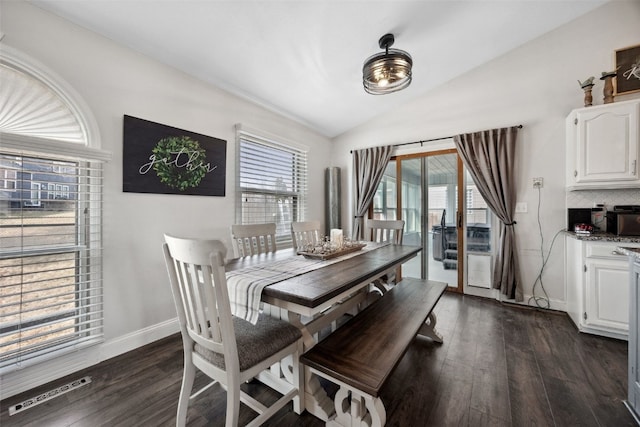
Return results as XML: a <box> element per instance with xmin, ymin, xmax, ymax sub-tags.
<box><xmin>615</xmin><ymin>43</ymin><xmax>640</xmax><ymax>95</ymax></box>
<box><xmin>123</xmin><ymin>115</ymin><xmax>226</xmax><ymax>196</ymax></box>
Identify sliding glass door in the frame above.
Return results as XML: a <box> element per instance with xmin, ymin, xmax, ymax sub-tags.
<box><xmin>372</xmin><ymin>149</ymin><xmax>494</xmax><ymax>294</ymax></box>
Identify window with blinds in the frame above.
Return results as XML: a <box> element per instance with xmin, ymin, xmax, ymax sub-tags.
<box><xmin>0</xmin><ymin>152</ymin><xmax>103</xmax><ymax>372</ymax></box>
<box><xmin>236</xmin><ymin>131</ymin><xmax>308</xmax><ymax>245</ymax></box>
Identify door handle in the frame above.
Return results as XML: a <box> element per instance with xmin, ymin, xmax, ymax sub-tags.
<box><xmin>457</xmin><ymin>211</ymin><xmax>462</xmax><ymax>228</ymax></box>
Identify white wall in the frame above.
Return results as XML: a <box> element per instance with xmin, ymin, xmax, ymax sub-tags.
<box><xmin>332</xmin><ymin>1</ymin><xmax>640</xmax><ymax>309</ymax></box>
<box><xmin>0</xmin><ymin>1</ymin><xmax>332</xmax><ymax>398</ymax></box>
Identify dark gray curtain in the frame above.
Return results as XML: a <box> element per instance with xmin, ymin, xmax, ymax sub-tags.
<box><xmin>453</xmin><ymin>127</ymin><xmax>522</xmax><ymax>301</ymax></box>
<box><xmin>351</xmin><ymin>146</ymin><xmax>393</xmax><ymax>240</ymax></box>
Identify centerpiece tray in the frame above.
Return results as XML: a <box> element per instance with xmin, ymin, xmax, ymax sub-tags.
<box><xmin>297</xmin><ymin>243</ymin><xmax>366</xmax><ymax>260</ymax></box>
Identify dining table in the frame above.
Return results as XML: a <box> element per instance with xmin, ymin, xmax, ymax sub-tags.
<box><xmin>225</xmin><ymin>242</ymin><xmax>422</xmax><ymax>421</ymax></box>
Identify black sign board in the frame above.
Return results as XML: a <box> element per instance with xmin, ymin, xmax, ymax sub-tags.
<box><xmin>123</xmin><ymin>115</ymin><xmax>226</xmax><ymax>196</ymax></box>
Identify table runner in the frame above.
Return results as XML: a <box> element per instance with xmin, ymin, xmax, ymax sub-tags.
<box><xmin>227</xmin><ymin>242</ymin><xmax>384</xmax><ymax>324</ymax></box>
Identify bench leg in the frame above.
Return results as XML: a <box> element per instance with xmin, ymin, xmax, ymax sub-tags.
<box><xmin>327</xmin><ymin>386</ymin><xmax>386</xmax><ymax>427</ymax></box>
<box><xmin>304</xmin><ymin>367</ymin><xmax>335</xmax><ymax>421</ymax></box>
<box><xmin>417</xmin><ymin>312</ymin><xmax>443</xmax><ymax>343</ymax></box>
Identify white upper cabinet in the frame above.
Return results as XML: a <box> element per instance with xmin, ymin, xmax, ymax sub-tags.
<box><xmin>566</xmin><ymin>99</ymin><xmax>640</xmax><ymax>190</ymax></box>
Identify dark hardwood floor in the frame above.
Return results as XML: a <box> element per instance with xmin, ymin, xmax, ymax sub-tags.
<box><xmin>1</xmin><ymin>292</ymin><xmax>635</xmax><ymax>426</ymax></box>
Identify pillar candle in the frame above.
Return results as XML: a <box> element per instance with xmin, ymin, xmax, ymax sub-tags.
<box><xmin>330</xmin><ymin>229</ymin><xmax>343</xmax><ymax>247</ymax></box>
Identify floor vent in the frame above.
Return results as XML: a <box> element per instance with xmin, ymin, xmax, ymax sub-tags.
<box><xmin>8</xmin><ymin>376</ymin><xmax>92</xmax><ymax>416</ymax></box>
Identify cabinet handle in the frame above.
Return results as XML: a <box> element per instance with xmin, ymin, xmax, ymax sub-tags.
<box><xmin>612</xmin><ymin>250</ymin><xmax>625</xmax><ymax>256</ymax></box>
<box><xmin>574</xmin><ymin>170</ymin><xmax>578</xmax><ymax>177</ymax></box>
<box><xmin>633</xmin><ymin>160</ymin><xmax>637</xmax><ymax>176</ymax></box>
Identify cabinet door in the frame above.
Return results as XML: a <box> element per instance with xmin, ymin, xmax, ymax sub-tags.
<box><xmin>630</xmin><ymin>261</ymin><xmax>640</xmax><ymax>416</ymax></box>
<box><xmin>585</xmin><ymin>258</ymin><xmax>629</xmax><ymax>334</ymax></box>
<box><xmin>575</xmin><ymin>101</ymin><xmax>639</xmax><ymax>183</ymax></box>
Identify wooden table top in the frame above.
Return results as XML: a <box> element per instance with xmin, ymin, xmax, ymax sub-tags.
<box><xmin>225</xmin><ymin>244</ymin><xmax>421</xmax><ymax>308</ymax></box>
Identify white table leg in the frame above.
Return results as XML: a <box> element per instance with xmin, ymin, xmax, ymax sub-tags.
<box><xmin>285</xmin><ymin>311</ymin><xmax>336</xmax><ymax>421</ymax></box>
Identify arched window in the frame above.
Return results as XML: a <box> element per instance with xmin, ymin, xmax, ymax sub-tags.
<box><xmin>0</xmin><ymin>46</ymin><xmax>110</xmax><ymax>373</ymax></box>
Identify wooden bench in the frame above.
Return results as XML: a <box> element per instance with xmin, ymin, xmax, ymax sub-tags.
<box><xmin>300</xmin><ymin>278</ymin><xmax>447</xmax><ymax>427</ymax></box>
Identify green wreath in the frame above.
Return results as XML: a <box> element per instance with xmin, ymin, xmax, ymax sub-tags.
<box><xmin>152</xmin><ymin>136</ymin><xmax>207</xmax><ymax>191</ymax></box>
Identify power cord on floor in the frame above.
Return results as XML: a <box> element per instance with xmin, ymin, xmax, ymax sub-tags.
<box><xmin>528</xmin><ymin>185</ymin><xmax>564</xmax><ymax>309</ymax></box>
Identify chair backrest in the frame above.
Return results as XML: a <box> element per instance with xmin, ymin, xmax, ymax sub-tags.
<box><xmin>291</xmin><ymin>220</ymin><xmax>322</xmax><ymax>250</ymax></box>
<box><xmin>230</xmin><ymin>223</ymin><xmax>277</xmax><ymax>257</ymax></box>
<box><xmin>163</xmin><ymin>235</ymin><xmax>239</xmax><ymax>368</ymax></box>
<box><xmin>364</xmin><ymin>219</ymin><xmax>405</xmax><ymax>244</ymax></box>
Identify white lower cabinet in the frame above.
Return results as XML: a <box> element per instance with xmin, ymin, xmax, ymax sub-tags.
<box><xmin>565</xmin><ymin>236</ymin><xmax>640</xmax><ymax>340</ymax></box>
<box><xmin>585</xmin><ymin>258</ymin><xmax>630</xmax><ymax>332</ymax></box>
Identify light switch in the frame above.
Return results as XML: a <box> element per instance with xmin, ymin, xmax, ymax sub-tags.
<box><xmin>515</xmin><ymin>202</ymin><xmax>528</xmax><ymax>213</ymax></box>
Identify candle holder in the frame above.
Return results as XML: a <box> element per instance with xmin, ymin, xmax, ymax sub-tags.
<box><xmin>600</xmin><ymin>71</ymin><xmax>617</xmax><ymax>104</ymax></box>
<box><xmin>297</xmin><ymin>239</ymin><xmax>366</xmax><ymax>260</ymax></box>
<box><xmin>582</xmin><ymin>84</ymin><xmax>595</xmax><ymax>107</ymax></box>
<box><xmin>578</xmin><ymin>77</ymin><xmax>595</xmax><ymax>107</ymax></box>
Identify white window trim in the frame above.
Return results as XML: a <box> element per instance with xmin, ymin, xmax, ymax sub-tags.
<box><xmin>1</xmin><ymin>133</ymin><xmax>111</xmax><ymax>163</ymax></box>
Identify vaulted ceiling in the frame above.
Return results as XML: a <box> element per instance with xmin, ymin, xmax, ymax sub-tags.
<box><xmin>31</xmin><ymin>0</ymin><xmax>608</xmax><ymax>138</ymax></box>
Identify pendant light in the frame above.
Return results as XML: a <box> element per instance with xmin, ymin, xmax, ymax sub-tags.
<box><xmin>363</xmin><ymin>33</ymin><xmax>413</xmax><ymax>95</ymax></box>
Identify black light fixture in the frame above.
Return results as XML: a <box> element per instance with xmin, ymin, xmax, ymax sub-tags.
<box><xmin>362</xmin><ymin>33</ymin><xmax>413</xmax><ymax>95</ymax></box>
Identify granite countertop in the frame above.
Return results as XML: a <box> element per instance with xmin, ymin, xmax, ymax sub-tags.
<box><xmin>564</xmin><ymin>231</ymin><xmax>640</xmax><ymax>243</ymax></box>
<box><xmin>616</xmin><ymin>247</ymin><xmax>640</xmax><ymax>259</ymax></box>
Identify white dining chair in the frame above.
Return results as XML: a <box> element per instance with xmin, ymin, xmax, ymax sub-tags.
<box><xmin>291</xmin><ymin>220</ymin><xmax>322</xmax><ymax>251</ymax></box>
<box><xmin>163</xmin><ymin>234</ymin><xmax>304</xmax><ymax>427</ymax></box>
<box><xmin>364</xmin><ymin>219</ymin><xmax>405</xmax><ymax>294</ymax></box>
<box><xmin>364</xmin><ymin>218</ymin><xmax>405</xmax><ymax>245</ymax></box>
<box><xmin>230</xmin><ymin>223</ymin><xmax>277</xmax><ymax>258</ymax></box>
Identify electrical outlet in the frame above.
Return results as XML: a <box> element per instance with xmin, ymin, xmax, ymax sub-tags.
<box><xmin>515</xmin><ymin>202</ymin><xmax>528</xmax><ymax>213</ymax></box>
<box><xmin>533</xmin><ymin>177</ymin><xmax>543</xmax><ymax>188</ymax></box>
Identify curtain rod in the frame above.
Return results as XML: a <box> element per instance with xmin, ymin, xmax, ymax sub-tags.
<box><xmin>349</xmin><ymin>124</ymin><xmax>523</xmax><ymax>154</ymax></box>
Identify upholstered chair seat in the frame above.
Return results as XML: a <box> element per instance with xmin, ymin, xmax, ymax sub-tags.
<box><xmin>194</xmin><ymin>314</ymin><xmax>301</xmax><ymax>371</ymax></box>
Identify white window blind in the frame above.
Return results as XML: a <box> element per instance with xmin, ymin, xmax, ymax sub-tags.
<box><xmin>0</xmin><ymin>151</ymin><xmax>104</xmax><ymax>372</ymax></box>
<box><xmin>236</xmin><ymin>130</ymin><xmax>308</xmax><ymax>245</ymax></box>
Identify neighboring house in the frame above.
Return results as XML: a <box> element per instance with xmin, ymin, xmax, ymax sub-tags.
<box><xmin>0</xmin><ymin>156</ymin><xmax>76</xmax><ymax>209</ymax></box>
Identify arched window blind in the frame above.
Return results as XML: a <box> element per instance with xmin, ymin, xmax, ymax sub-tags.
<box><xmin>235</xmin><ymin>126</ymin><xmax>308</xmax><ymax>246</ymax></box>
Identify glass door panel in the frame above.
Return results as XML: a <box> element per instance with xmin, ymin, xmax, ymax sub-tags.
<box><xmin>400</xmin><ymin>158</ymin><xmax>422</xmax><ymax>279</ymax></box>
<box><xmin>389</xmin><ymin>153</ymin><xmax>460</xmax><ymax>289</ymax></box>
<box><xmin>372</xmin><ymin>160</ymin><xmax>397</xmax><ymax>220</ymax></box>
<box><xmin>423</xmin><ymin>153</ymin><xmax>458</xmax><ymax>287</ymax></box>
<box><xmin>465</xmin><ymin>170</ymin><xmax>494</xmax><ymax>291</ymax></box>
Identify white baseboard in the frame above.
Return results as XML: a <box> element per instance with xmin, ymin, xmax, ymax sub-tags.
<box><xmin>502</xmin><ymin>293</ymin><xmax>567</xmax><ymax>312</ymax></box>
<box><xmin>0</xmin><ymin>317</ymin><xmax>180</xmax><ymax>401</ymax></box>
<box><xmin>462</xmin><ymin>287</ymin><xmax>567</xmax><ymax>313</ymax></box>
<box><xmin>99</xmin><ymin>317</ymin><xmax>180</xmax><ymax>361</ymax></box>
